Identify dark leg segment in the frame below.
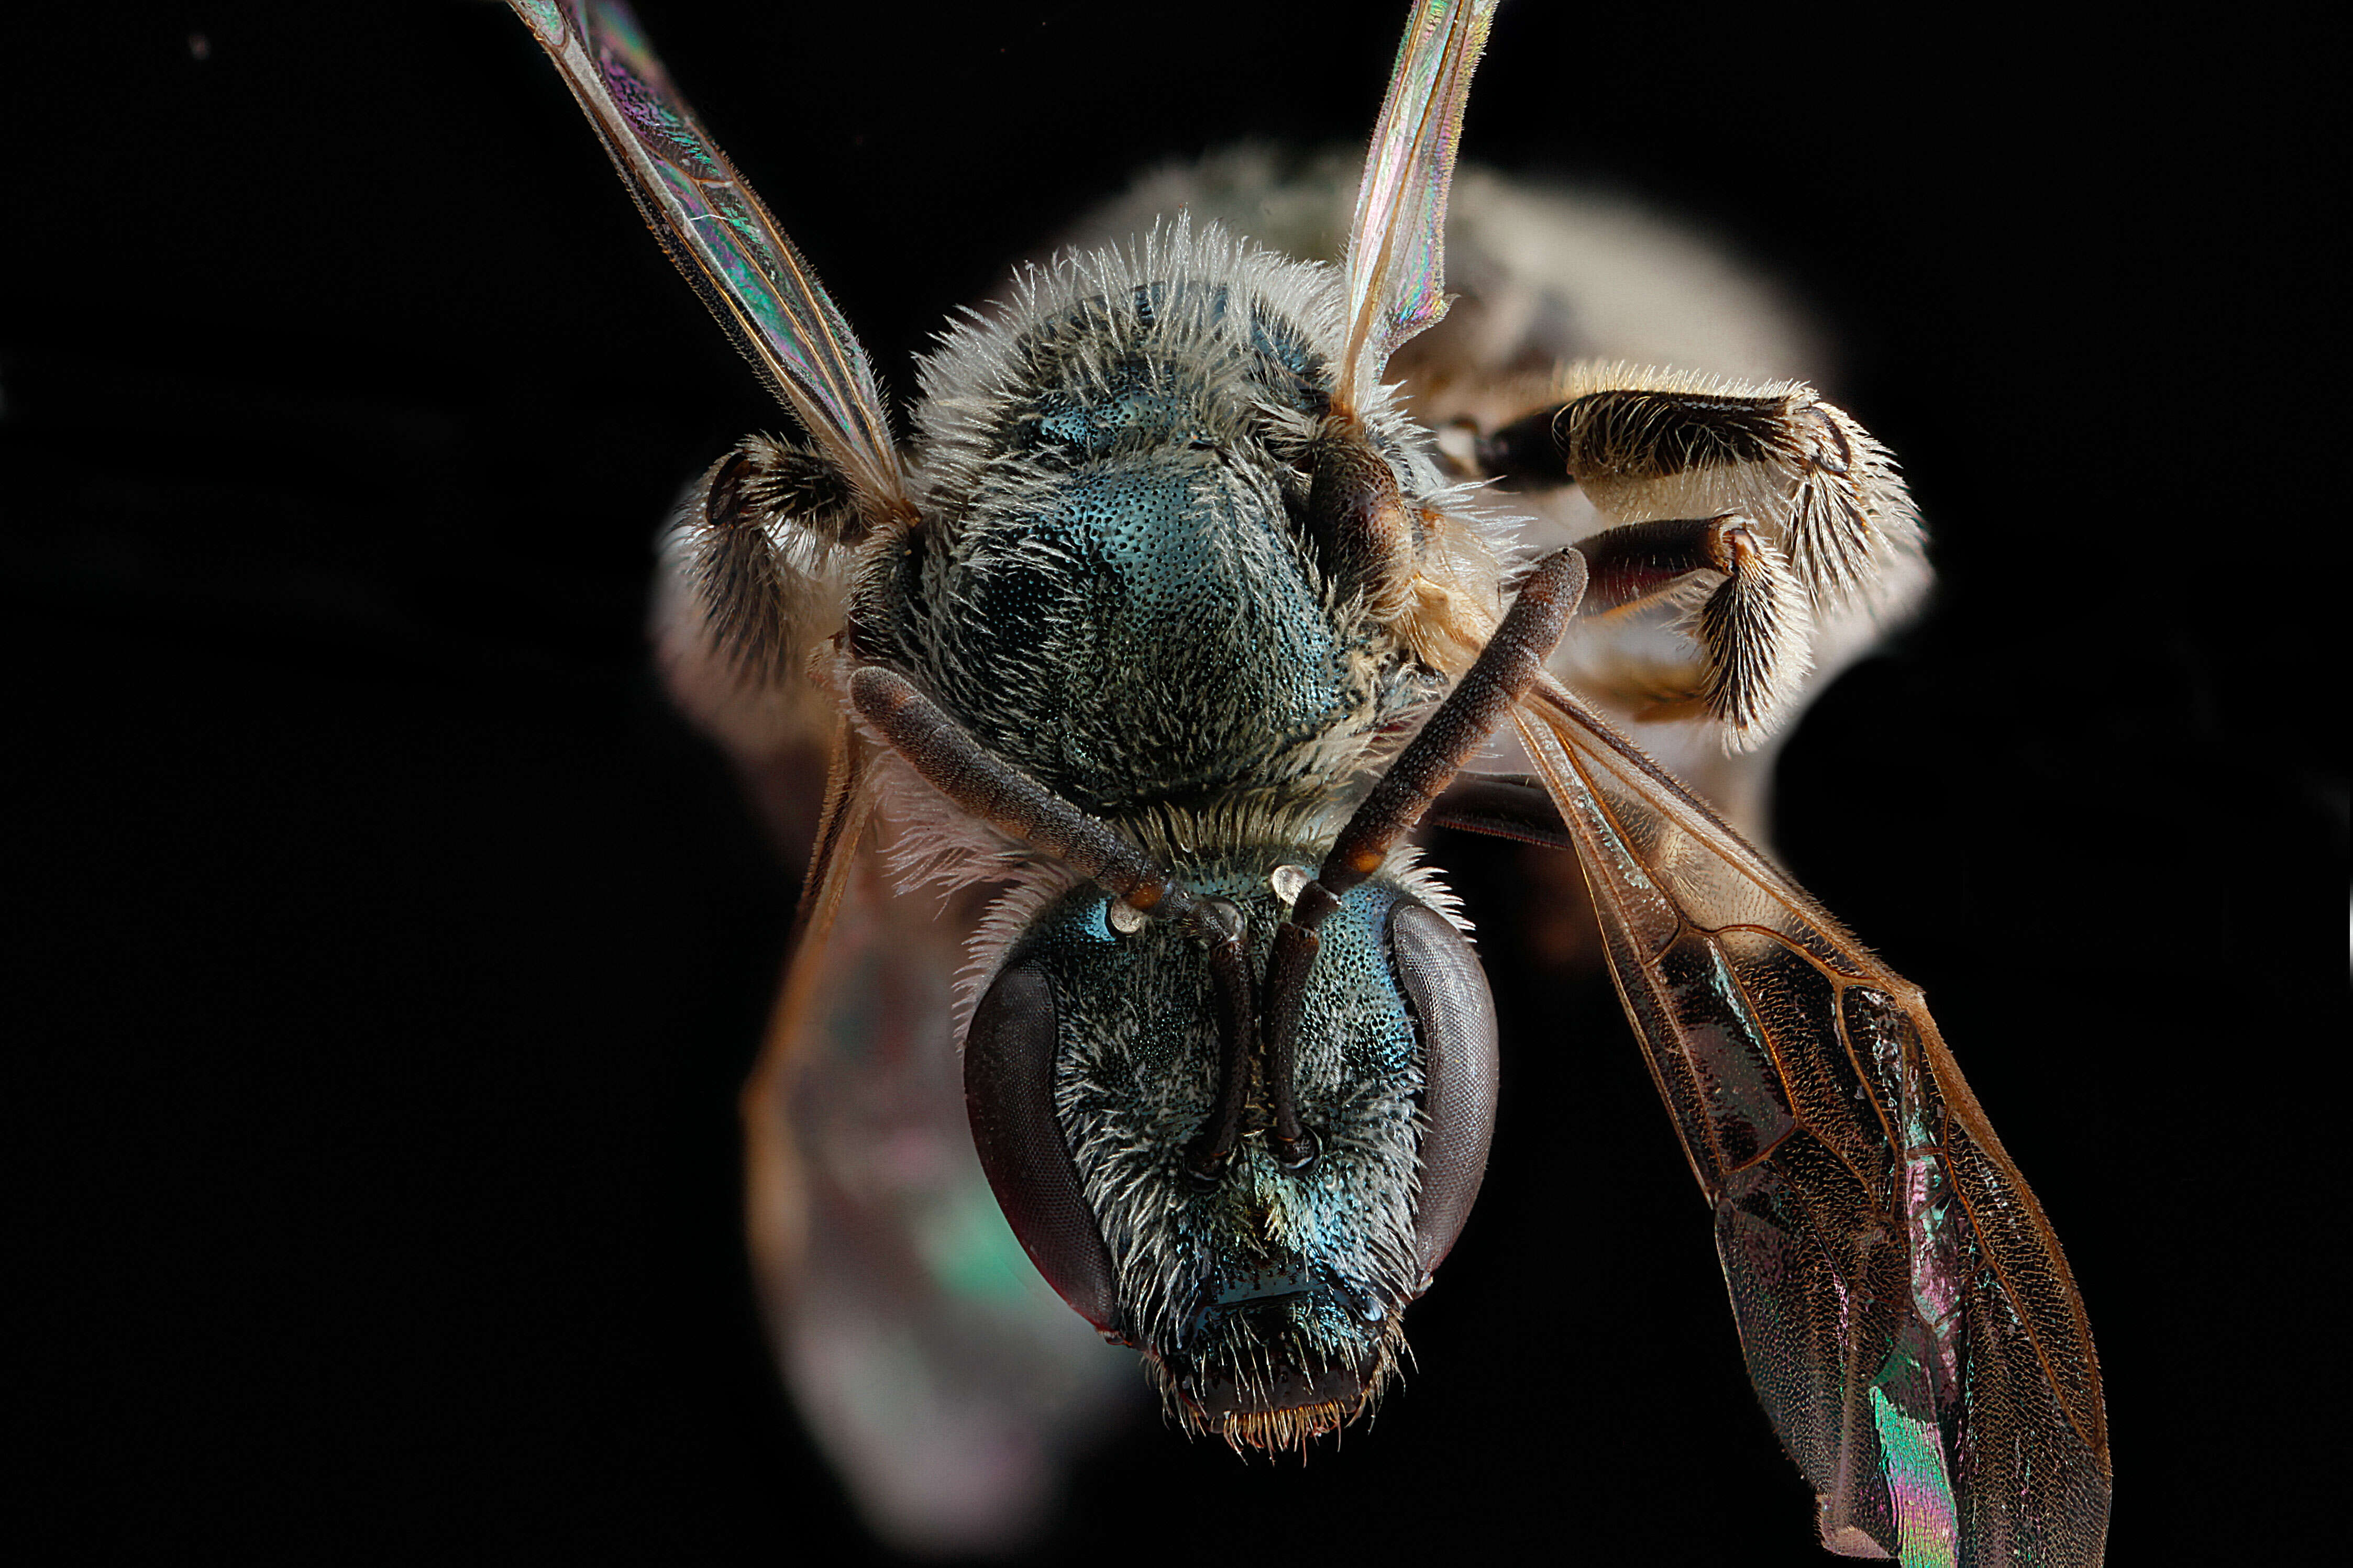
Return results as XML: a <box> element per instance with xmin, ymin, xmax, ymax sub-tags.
<box><xmin>1548</xmin><ymin>385</ymin><xmax>1810</xmax><ymax>479</ymax></box>
<box><xmin>1578</xmin><ymin>516</ymin><xmax>1748</xmax><ymax>615</ymax></box>
<box><xmin>1478</xmin><ymin>384</ymin><xmax>1808</xmax><ymax>487</ymax></box>
<box><xmin>1530</xmin><ymin>509</ymin><xmax>1810</xmax><ymax>736</ymax></box>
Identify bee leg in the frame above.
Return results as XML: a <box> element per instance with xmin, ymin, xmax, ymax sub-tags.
<box><xmin>1575</xmin><ymin>514</ymin><xmax>1814</xmax><ymax>738</ymax></box>
<box><xmin>1479</xmin><ymin>376</ymin><xmax>1919</xmax><ymax>605</ymax></box>
<box><xmin>845</xmin><ymin>665</ymin><xmax>1261</xmax><ymax>1177</ymax></box>
<box><xmin>677</xmin><ymin>433</ymin><xmax>865</xmax><ymax>686</ymax></box>
<box><xmin>1262</xmin><ymin>549</ymin><xmax>1586</xmax><ymax>1162</ymax></box>
<box><xmin>1473</xmin><ymin>371</ymin><xmax>1923</xmax><ymax>743</ymax></box>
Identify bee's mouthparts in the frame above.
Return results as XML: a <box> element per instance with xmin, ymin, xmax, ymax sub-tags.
<box><xmin>1191</xmin><ymin>1355</ymin><xmax>1374</xmax><ymax>1420</ymax></box>
<box><xmin>1216</xmin><ymin>1261</ymin><xmax>1318</xmax><ymax>1306</ymax></box>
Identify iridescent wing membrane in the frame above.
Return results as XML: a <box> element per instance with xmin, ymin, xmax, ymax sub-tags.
<box><xmin>507</xmin><ymin>0</ymin><xmax>912</xmax><ymax>525</ymax></box>
<box><xmin>507</xmin><ymin>0</ymin><xmax>904</xmax><ymax>994</ymax></box>
<box><xmin>1339</xmin><ymin>0</ymin><xmax>1498</xmax><ymax>410</ymax></box>
<box><xmin>1512</xmin><ymin>679</ymin><xmax>2110</xmax><ymax>1565</ymax></box>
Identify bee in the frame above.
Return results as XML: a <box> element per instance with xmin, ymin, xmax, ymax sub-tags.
<box><xmin>510</xmin><ymin>2</ymin><xmax>2110</xmax><ymax>1562</ymax></box>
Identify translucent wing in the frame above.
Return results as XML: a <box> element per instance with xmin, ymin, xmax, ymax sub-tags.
<box><xmin>1339</xmin><ymin>0</ymin><xmax>1499</xmax><ymax>410</ymax></box>
<box><xmin>738</xmin><ymin>728</ymin><xmax>1135</xmax><ymax>1553</ymax></box>
<box><xmin>1511</xmin><ymin>676</ymin><xmax>2111</xmax><ymax>1566</ymax></box>
<box><xmin>508</xmin><ymin>1</ymin><xmax>914</xmax><ymax>527</ymax></box>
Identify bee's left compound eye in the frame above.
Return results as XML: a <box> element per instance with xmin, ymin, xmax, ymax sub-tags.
<box><xmin>1387</xmin><ymin>902</ymin><xmax>1500</xmax><ymax>1277</ymax></box>
<box><xmin>964</xmin><ymin>963</ymin><xmax>1123</xmax><ymax>1337</ymax></box>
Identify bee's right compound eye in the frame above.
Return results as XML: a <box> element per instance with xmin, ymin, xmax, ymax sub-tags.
<box><xmin>1387</xmin><ymin>902</ymin><xmax>1500</xmax><ymax>1278</ymax></box>
<box><xmin>964</xmin><ymin>963</ymin><xmax>1123</xmax><ymax>1337</ymax></box>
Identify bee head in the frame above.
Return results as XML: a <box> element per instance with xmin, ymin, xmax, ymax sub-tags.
<box><xmin>964</xmin><ymin>858</ymin><xmax>1496</xmax><ymax>1448</ymax></box>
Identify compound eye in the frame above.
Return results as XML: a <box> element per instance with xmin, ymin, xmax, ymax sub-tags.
<box><xmin>964</xmin><ymin>962</ymin><xmax>1122</xmax><ymax>1335</ymax></box>
<box><xmin>1387</xmin><ymin>901</ymin><xmax>1499</xmax><ymax>1277</ymax></box>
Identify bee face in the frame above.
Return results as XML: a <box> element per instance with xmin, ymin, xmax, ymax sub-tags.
<box><xmin>965</xmin><ymin>857</ymin><xmax>1497</xmax><ymax>1445</ymax></box>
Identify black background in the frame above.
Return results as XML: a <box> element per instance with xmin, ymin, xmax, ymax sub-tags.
<box><xmin>10</xmin><ymin>4</ymin><xmax>2341</xmax><ymax>1564</ymax></box>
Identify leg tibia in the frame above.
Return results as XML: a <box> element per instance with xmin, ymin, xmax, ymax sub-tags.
<box><xmin>671</xmin><ymin>433</ymin><xmax>862</xmax><ymax>690</ymax></box>
<box><xmin>654</xmin><ymin>434</ymin><xmax>866</xmax><ymax>762</ymax></box>
<box><xmin>1576</xmin><ymin>516</ymin><xmax>1813</xmax><ymax>743</ymax></box>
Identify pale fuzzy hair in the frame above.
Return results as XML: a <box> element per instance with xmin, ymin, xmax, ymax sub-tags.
<box><xmin>909</xmin><ymin>215</ymin><xmax>1520</xmax><ymax>598</ymax></box>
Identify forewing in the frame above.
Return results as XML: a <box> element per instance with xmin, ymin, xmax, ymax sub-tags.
<box><xmin>1339</xmin><ymin>0</ymin><xmax>1499</xmax><ymax>410</ymax></box>
<box><xmin>509</xmin><ymin>1</ymin><xmax>914</xmax><ymax>526</ymax></box>
<box><xmin>740</xmin><ymin>728</ymin><xmax>1133</xmax><ymax>1551</ymax></box>
<box><xmin>1513</xmin><ymin>677</ymin><xmax>2110</xmax><ymax>1566</ymax></box>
